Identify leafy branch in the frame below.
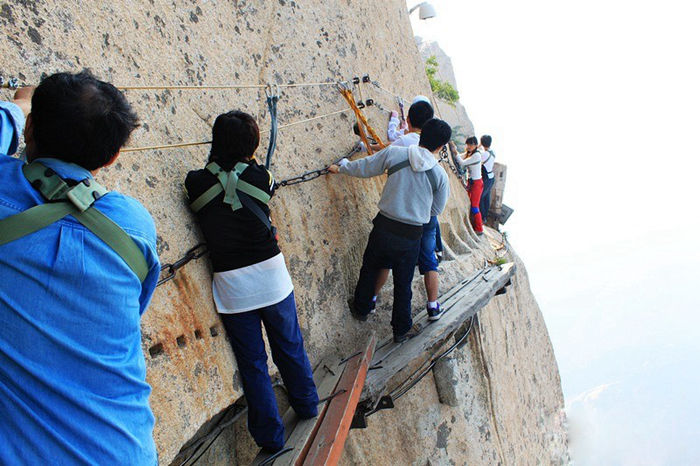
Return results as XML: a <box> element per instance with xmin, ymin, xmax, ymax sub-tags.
<box><xmin>425</xmin><ymin>55</ymin><xmax>460</xmax><ymax>107</ymax></box>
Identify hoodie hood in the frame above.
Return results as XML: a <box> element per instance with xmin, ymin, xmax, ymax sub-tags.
<box><xmin>408</xmin><ymin>145</ymin><xmax>438</xmax><ymax>172</ymax></box>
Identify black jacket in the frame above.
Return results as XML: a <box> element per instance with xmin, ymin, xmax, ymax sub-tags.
<box><xmin>185</xmin><ymin>159</ymin><xmax>280</xmax><ymax>272</ymax></box>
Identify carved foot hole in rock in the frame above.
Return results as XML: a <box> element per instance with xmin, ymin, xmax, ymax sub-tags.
<box><xmin>209</xmin><ymin>325</ymin><xmax>219</xmax><ymax>337</ymax></box>
<box><xmin>194</xmin><ymin>329</ymin><xmax>203</xmax><ymax>340</ymax></box>
<box><xmin>176</xmin><ymin>335</ymin><xmax>187</xmax><ymax>348</ymax></box>
<box><xmin>148</xmin><ymin>343</ymin><xmax>164</xmax><ymax>358</ymax></box>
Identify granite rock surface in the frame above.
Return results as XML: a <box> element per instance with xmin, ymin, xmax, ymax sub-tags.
<box><xmin>0</xmin><ymin>1</ymin><xmax>567</xmax><ymax>464</ymax></box>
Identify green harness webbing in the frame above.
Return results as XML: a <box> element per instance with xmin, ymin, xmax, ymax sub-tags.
<box><xmin>0</xmin><ymin>161</ymin><xmax>149</xmax><ymax>282</ymax></box>
<box><xmin>387</xmin><ymin>159</ymin><xmax>438</xmax><ymax>192</ymax></box>
<box><xmin>190</xmin><ymin>162</ymin><xmax>271</xmax><ymax>213</ymax></box>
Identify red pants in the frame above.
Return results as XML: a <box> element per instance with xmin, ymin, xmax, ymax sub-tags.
<box><xmin>467</xmin><ymin>179</ymin><xmax>484</xmax><ymax>233</ymax></box>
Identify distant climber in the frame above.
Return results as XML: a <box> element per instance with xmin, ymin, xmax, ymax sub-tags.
<box><xmin>386</xmin><ymin>95</ymin><xmax>431</xmax><ymax>142</ymax></box>
<box><xmin>0</xmin><ymin>71</ymin><xmax>160</xmax><ymax>465</ymax></box>
<box><xmin>370</xmin><ymin>100</ymin><xmax>448</xmax><ymax>321</ymax></box>
<box><xmin>456</xmin><ymin>136</ymin><xmax>485</xmax><ymax>235</ymax></box>
<box><xmin>328</xmin><ymin>118</ymin><xmax>451</xmax><ymax>343</ymax></box>
<box><xmin>479</xmin><ymin>134</ymin><xmax>496</xmax><ymax>223</ymax></box>
<box><xmin>184</xmin><ymin>111</ymin><xmax>319</xmax><ymax>453</ymax></box>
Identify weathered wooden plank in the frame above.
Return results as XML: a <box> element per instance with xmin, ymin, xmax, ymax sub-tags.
<box><xmin>370</xmin><ymin>267</ymin><xmax>489</xmax><ymax>368</ymax></box>
<box><xmin>301</xmin><ymin>336</ymin><xmax>376</xmax><ymax>466</ymax></box>
<box><xmin>362</xmin><ymin>263</ymin><xmax>516</xmax><ymax>404</ymax></box>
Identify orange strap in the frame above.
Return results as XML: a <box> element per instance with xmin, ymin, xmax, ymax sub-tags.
<box><xmin>339</xmin><ymin>87</ymin><xmax>385</xmax><ymax>154</ymax></box>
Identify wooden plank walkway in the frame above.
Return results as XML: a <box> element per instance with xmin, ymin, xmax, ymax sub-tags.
<box><xmin>252</xmin><ymin>263</ymin><xmax>515</xmax><ymax>465</ymax></box>
<box><xmin>362</xmin><ymin>263</ymin><xmax>516</xmax><ymax>407</ymax></box>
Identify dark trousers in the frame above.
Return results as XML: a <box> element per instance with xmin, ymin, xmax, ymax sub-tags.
<box><xmin>220</xmin><ymin>292</ymin><xmax>319</xmax><ymax>450</ymax></box>
<box><xmin>480</xmin><ymin>175</ymin><xmax>495</xmax><ymax>221</ymax></box>
<box><xmin>353</xmin><ymin>223</ymin><xmax>421</xmax><ymax>336</ymax></box>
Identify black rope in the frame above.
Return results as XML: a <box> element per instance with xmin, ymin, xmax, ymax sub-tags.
<box><xmin>259</xmin><ymin>447</ymin><xmax>294</xmax><ymax>466</ymax></box>
<box><xmin>265</xmin><ymin>85</ymin><xmax>279</xmax><ymax>169</ymax></box>
<box><xmin>388</xmin><ymin>316</ymin><xmax>477</xmax><ymax>402</ymax></box>
<box><xmin>338</xmin><ymin>351</ymin><xmax>362</xmax><ymax>365</ymax></box>
<box><xmin>179</xmin><ymin>404</ymin><xmax>248</xmax><ymax>466</ymax></box>
<box><xmin>319</xmin><ymin>389</ymin><xmax>347</xmax><ymax>403</ymax></box>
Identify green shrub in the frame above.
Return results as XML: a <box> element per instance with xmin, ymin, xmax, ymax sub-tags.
<box><xmin>426</xmin><ymin>56</ymin><xmax>460</xmax><ymax>107</ymax></box>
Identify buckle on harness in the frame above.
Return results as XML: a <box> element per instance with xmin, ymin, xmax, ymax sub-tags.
<box><xmin>66</xmin><ymin>180</ymin><xmax>108</xmax><ymax>212</ymax></box>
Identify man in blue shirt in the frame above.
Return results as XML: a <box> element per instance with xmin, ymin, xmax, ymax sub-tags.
<box><xmin>0</xmin><ymin>72</ymin><xmax>160</xmax><ymax>465</ymax></box>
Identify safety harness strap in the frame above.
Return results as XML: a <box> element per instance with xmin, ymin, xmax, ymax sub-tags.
<box><xmin>189</xmin><ymin>183</ymin><xmax>223</xmax><ymax>213</ymax></box>
<box><xmin>72</xmin><ymin>208</ymin><xmax>149</xmax><ymax>282</ymax></box>
<box><xmin>0</xmin><ymin>202</ymin><xmax>76</xmax><ymax>245</ymax></box>
<box><xmin>387</xmin><ymin>159</ymin><xmax>438</xmax><ymax>192</ymax></box>
<box><xmin>190</xmin><ymin>161</ymin><xmax>274</xmax><ymax>233</ymax></box>
<box><xmin>0</xmin><ymin>161</ymin><xmax>149</xmax><ymax>282</ymax></box>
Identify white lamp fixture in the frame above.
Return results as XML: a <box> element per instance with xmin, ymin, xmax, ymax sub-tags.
<box><xmin>408</xmin><ymin>2</ymin><xmax>437</xmax><ymax>20</ymax></box>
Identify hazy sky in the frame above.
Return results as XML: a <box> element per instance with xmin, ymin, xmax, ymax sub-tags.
<box><xmin>409</xmin><ymin>1</ymin><xmax>700</xmax><ymax>464</ymax></box>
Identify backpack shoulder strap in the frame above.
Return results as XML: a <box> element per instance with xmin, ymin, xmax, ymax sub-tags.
<box><xmin>0</xmin><ymin>161</ymin><xmax>149</xmax><ymax>282</ymax></box>
<box><xmin>388</xmin><ymin>157</ymin><xmax>438</xmax><ymax>192</ymax></box>
<box><xmin>387</xmin><ymin>158</ymin><xmax>411</xmax><ymax>176</ymax></box>
<box><xmin>426</xmin><ymin>166</ymin><xmax>438</xmax><ymax>192</ymax></box>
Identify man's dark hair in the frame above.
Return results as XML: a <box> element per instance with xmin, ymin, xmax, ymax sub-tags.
<box><xmin>30</xmin><ymin>71</ymin><xmax>139</xmax><ymax>171</ymax></box>
<box><xmin>465</xmin><ymin>136</ymin><xmax>478</xmax><ymax>146</ymax></box>
<box><xmin>209</xmin><ymin>111</ymin><xmax>260</xmax><ymax>170</ymax></box>
<box><xmin>419</xmin><ymin>118</ymin><xmax>452</xmax><ymax>151</ymax></box>
<box><xmin>481</xmin><ymin>135</ymin><xmax>492</xmax><ymax>148</ymax></box>
<box><xmin>407</xmin><ymin>101</ymin><xmax>434</xmax><ymax>129</ymax></box>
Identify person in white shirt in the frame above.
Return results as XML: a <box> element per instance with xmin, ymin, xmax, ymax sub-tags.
<box><xmin>456</xmin><ymin>136</ymin><xmax>485</xmax><ymax>235</ymax></box>
<box><xmin>387</xmin><ymin>95</ymin><xmax>432</xmax><ymax>142</ymax></box>
<box><xmin>479</xmin><ymin>135</ymin><xmax>496</xmax><ymax>222</ymax></box>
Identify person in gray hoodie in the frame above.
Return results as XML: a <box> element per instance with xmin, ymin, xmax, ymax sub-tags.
<box><xmin>328</xmin><ymin>118</ymin><xmax>451</xmax><ymax>342</ymax></box>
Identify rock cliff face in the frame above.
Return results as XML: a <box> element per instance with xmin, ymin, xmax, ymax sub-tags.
<box><xmin>0</xmin><ymin>1</ymin><xmax>567</xmax><ymax>464</ymax></box>
<box><xmin>415</xmin><ymin>37</ymin><xmax>475</xmax><ymax>142</ymax></box>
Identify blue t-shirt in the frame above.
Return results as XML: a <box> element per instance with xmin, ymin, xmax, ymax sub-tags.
<box><xmin>0</xmin><ymin>105</ymin><xmax>160</xmax><ymax>465</ymax></box>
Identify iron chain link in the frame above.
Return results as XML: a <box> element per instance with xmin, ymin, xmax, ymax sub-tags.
<box><xmin>157</xmin><ymin>243</ymin><xmax>208</xmax><ymax>286</ymax></box>
<box><xmin>275</xmin><ymin>145</ymin><xmax>361</xmax><ymax>189</ymax></box>
<box><xmin>0</xmin><ymin>76</ymin><xmax>20</xmax><ymax>90</ymax></box>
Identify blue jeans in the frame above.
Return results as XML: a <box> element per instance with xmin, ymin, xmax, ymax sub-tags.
<box><xmin>220</xmin><ymin>292</ymin><xmax>318</xmax><ymax>450</ymax></box>
<box><xmin>480</xmin><ymin>175</ymin><xmax>495</xmax><ymax>221</ymax></box>
<box><xmin>418</xmin><ymin>216</ymin><xmax>439</xmax><ymax>274</ymax></box>
<box><xmin>353</xmin><ymin>224</ymin><xmax>421</xmax><ymax>336</ymax></box>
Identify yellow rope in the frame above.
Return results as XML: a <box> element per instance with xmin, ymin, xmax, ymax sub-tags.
<box><xmin>273</xmin><ymin>108</ymin><xmax>351</xmax><ymax>130</ymax></box>
<box><xmin>277</xmin><ymin>82</ymin><xmax>340</xmax><ymax>88</ymax></box>
<box><xmin>121</xmin><ymin>108</ymin><xmax>352</xmax><ymax>153</ymax></box>
<box><xmin>121</xmin><ymin>140</ymin><xmax>212</xmax><ymax>153</ymax></box>
<box><xmin>118</xmin><ymin>84</ymin><xmax>266</xmax><ymax>91</ymax></box>
<box><xmin>117</xmin><ymin>81</ymin><xmax>342</xmax><ymax>91</ymax></box>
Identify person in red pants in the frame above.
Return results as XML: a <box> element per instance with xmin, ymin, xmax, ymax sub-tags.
<box><xmin>457</xmin><ymin>136</ymin><xmax>484</xmax><ymax>235</ymax></box>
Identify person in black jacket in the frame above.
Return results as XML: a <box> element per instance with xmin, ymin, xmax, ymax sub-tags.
<box><xmin>185</xmin><ymin>111</ymin><xmax>318</xmax><ymax>453</ymax></box>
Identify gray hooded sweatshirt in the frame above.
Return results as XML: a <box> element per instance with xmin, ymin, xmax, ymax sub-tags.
<box><xmin>339</xmin><ymin>144</ymin><xmax>450</xmax><ymax>226</ymax></box>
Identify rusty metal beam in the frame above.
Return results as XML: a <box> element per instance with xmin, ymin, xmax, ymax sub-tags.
<box><xmin>301</xmin><ymin>336</ymin><xmax>376</xmax><ymax>466</ymax></box>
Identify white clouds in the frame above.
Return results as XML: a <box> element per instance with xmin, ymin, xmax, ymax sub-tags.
<box><xmin>408</xmin><ymin>0</ymin><xmax>700</xmax><ymax>463</ymax></box>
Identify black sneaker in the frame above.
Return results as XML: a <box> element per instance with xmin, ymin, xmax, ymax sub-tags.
<box><xmin>427</xmin><ymin>302</ymin><xmax>443</xmax><ymax>321</ymax></box>
<box><xmin>348</xmin><ymin>299</ymin><xmax>369</xmax><ymax>322</ymax></box>
<box><xmin>393</xmin><ymin>328</ymin><xmax>420</xmax><ymax>344</ymax></box>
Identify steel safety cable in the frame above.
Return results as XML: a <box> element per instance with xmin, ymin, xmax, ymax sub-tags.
<box><xmin>121</xmin><ymin>108</ymin><xmax>353</xmax><ymax>153</ymax></box>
